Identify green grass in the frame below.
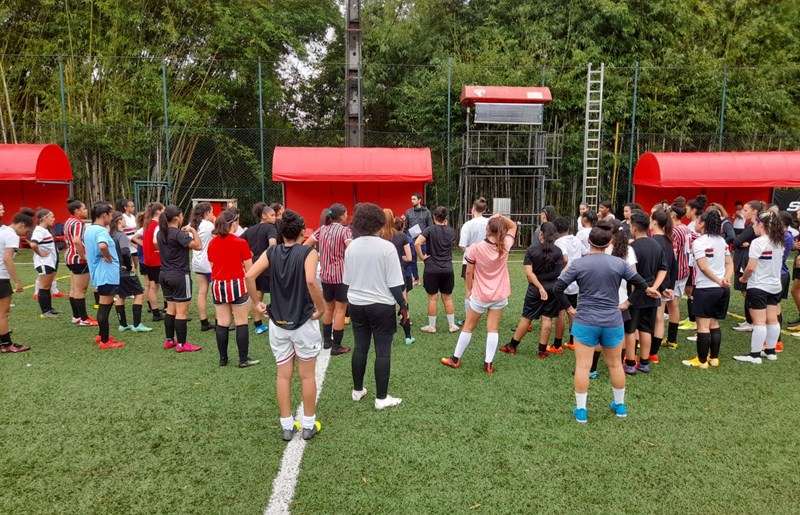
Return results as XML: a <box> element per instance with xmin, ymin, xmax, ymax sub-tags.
<box><xmin>2</xmin><ymin>249</ymin><xmax>800</xmax><ymax>513</ymax></box>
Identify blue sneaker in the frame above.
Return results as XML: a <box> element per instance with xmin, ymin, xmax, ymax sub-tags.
<box><xmin>255</xmin><ymin>324</ymin><xmax>269</xmax><ymax>335</ymax></box>
<box><xmin>573</xmin><ymin>407</ymin><xmax>588</xmax><ymax>424</ymax></box>
<box><xmin>636</xmin><ymin>362</ymin><xmax>651</xmax><ymax>374</ymax></box>
<box><xmin>589</xmin><ymin>370</ymin><xmax>599</xmax><ymax>380</ymax></box>
<box><xmin>609</xmin><ymin>401</ymin><xmax>628</xmax><ymax>418</ymax></box>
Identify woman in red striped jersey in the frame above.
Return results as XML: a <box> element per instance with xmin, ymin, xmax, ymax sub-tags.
<box><xmin>207</xmin><ymin>208</ymin><xmax>259</xmax><ymax>368</ymax></box>
<box><xmin>64</xmin><ymin>200</ymin><xmax>97</xmax><ymax>326</ymax></box>
<box><xmin>141</xmin><ymin>202</ymin><xmax>165</xmax><ymax>322</ymax></box>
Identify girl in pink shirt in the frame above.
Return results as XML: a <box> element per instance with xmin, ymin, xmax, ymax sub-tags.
<box><xmin>441</xmin><ymin>214</ymin><xmax>517</xmax><ymax>375</ymax></box>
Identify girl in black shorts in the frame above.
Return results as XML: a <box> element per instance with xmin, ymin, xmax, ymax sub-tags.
<box><xmin>110</xmin><ymin>212</ymin><xmax>152</xmax><ymax>333</ymax></box>
<box><xmin>381</xmin><ymin>210</ymin><xmax>414</xmax><ymax>345</ymax></box>
<box><xmin>501</xmin><ymin>222</ymin><xmax>565</xmax><ymax>359</ymax></box>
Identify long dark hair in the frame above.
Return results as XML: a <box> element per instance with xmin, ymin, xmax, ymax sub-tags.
<box><xmin>608</xmin><ymin>221</ymin><xmax>628</xmax><ymax>258</ymax></box>
<box><xmin>536</xmin><ymin>221</ymin><xmax>560</xmax><ymax>270</ymax></box>
<box><xmin>323</xmin><ymin>203</ymin><xmax>347</xmax><ymax>226</ymax></box>
<box><xmin>144</xmin><ymin>202</ymin><xmax>164</xmax><ymax>222</ymax></box>
<box><xmin>190</xmin><ymin>202</ymin><xmax>213</xmax><ymax>230</ymax></box>
<box><xmin>651</xmin><ymin>208</ymin><xmax>673</xmax><ymax>242</ymax></box>
<box><xmin>213</xmin><ymin>208</ymin><xmax>239</xmax><ymax>237</ymax></box>
<box><xmin>109</xmin><ymin>211</ymin><xmax>124</xmax><ymax>236</ymax></box>
<box><xmin>700</xmin><ymin>209</ymin><xmax>722</xmax><ymax>237</ymax></box>
<box><xmin>758</xmin><ymin>211</ymin><xmax>785</xmax><ymax>246</ymax></box>
<box><xmin>158</xmin><ymin>205</ymin><xmax>182</xmax><ymax>237</ymax></box>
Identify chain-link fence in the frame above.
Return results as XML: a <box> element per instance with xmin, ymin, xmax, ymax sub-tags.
<box><xmin>1</xmin><ymin>55</ymin><xmax>798</xmax><ymax>224</ymax></box>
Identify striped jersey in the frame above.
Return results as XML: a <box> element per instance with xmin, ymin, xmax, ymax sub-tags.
<box><xmin>122</xmin><ymin>213</ymin><xmax>138</xmax><ymax>253</ymax></box>
<box><xmin>31</xmin><ymin>225</ymin><xmax>58</xmax><ymax>269</ymax></box>
<box><xmin>64</xmin><ymin>216</ymin><xmax>86</xmax><ymax>264</ymax></box>
<box><xmin>672</xmin><ymin>224</ymin><xmax>690</xmax><ymax>281</ymax></box>
<box><xmin>314</xmin><ymin>223</ymin><xmax>351</xmax><ymax>284</ymax></box>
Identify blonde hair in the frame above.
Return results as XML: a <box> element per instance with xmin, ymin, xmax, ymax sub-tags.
<box><xmin>379</xmin><ymin>208</ymin><xmax>396</xmax><ymax>240</ymax></box>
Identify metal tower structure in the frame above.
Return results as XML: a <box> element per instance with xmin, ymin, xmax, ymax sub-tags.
<box><xmin>345</xmin><ymin>0</ymin><xmax>363</xmax><ymax>147</ymax></box>
<box><xmin>581</xmin><ymin>63</ymin><xmax>605</xmax><ymax>210</ymax></box>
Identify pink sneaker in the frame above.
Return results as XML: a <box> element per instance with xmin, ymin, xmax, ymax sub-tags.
<box><xmin>162</xmin><ymin>339</ymin><xmax>176</xmax><ymax>350</ymax></box>
<box><xmin>176</xmin><ymin>342</ymin><xmax>202</xmax><ymax>353</ymax></box>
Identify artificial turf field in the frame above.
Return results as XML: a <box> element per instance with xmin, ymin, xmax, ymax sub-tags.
<box><xmin>2</xmin><ymin>249</ymin><xmax>800</xmax><ymax>514</ymax></box>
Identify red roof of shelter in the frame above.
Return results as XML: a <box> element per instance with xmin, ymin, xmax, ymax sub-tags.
<box><xmin>272</xmin><ymin>147</ymin><xmax>432</xmax><ymax>183</ymax></box>
<box><xmin>0</xmin><ymin>144</ymin><xmax>72</xmax><ymax>182</ymax></box>
<box><xmin>633</xmin><ymin>151</ymin><xmax>800</xmax><ymax>188</ymax></box>
<box><xmin>459</xmin><ymin>86</ymin><xmax>552</xmax><ymax>107</ymax></box>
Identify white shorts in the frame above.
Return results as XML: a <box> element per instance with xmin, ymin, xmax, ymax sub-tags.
<box><xmin>673</xmin><ymin>278</ymin><xmax>688</xmax><ymax>299</ymax></box>
<box><xmin>268</xmin><ymin>318</ymin><xmax>322</xmax><ymax>365</ymax></box>
<box><xmin>468</xmin><ymin>297</ymin><xmax>509</xmax><ymax>314</ymax></box>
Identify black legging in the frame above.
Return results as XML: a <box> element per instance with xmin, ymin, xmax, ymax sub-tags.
<box><xmin>350</xmin><ymin>303</ymin><xmax>396</xmax><ymax>399</ymax></box>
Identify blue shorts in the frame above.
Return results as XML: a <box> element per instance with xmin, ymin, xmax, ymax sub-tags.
<box><xmin>571</xmin><ymin>322</ymin><xmax>625</xmax><ymax>349</ymax></box>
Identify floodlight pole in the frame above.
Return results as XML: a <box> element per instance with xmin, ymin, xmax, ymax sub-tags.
<box><xmin>718</xmin><ymin>65</ymin><xmax>728</xmax><ymax>151</ymax></box>
<box><xmin>257</xmin><ymin>57</ymin><xmax>266</xmax><ymax>202</ymax></box>
<box><xmin>161</xmin><ymin>60</ymin><xmax>171</xmax><ymax>199</ymax></box>
<box><xmin>345</xmin><ymin>0</ymin><xmax>363</xmax><ymax>147</ymax></box>
<box><xmin>626</xmin><ymin>61</ymin><xmax>639</xmax><ymax>203</ymax></box>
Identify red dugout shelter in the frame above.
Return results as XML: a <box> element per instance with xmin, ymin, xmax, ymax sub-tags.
<box><xmin>272</xmin><ymin>147</ymin><xmax>433</xmax><ymax>229</ymax></box>
<box><xmin>0</xmin><ymin>144</ymin><xmax>73</xmax><ymax>221</ymax></box>
<box><xmin>633</xmin><ymin>151</ymin><xmax>800</xmax><ymax>213</ymax></box>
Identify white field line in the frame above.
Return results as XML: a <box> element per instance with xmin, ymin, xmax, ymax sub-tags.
<box><xmin>264</xmin><ymin>348</ymin><xmax>332</xmax><ymax>514</ymax></box>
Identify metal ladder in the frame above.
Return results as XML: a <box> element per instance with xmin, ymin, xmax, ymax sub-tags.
<box><xmin>581</xmin><ymin>63</ymin><xmax>604</xmax><ymax>210</ymax></box>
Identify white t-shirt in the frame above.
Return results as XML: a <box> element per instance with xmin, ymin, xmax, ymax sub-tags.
<box><xmin>747</xmin><ymin>235</ymin><xmax>784</xmax><ymax>294</ymax></box>
<box><xmin>733</xmin><ymin>214</ymin><xmax>745</xmax><ymax>230</ymax></box>
<box><xmin>555</xmin><ymin>234</ymin><xmax>583</xmax><ymax>295</ymax></box>
<box><xmin>0</xmin><ymin>225</ymin><xmax>20</xmax><ymax>279</ymax></box>
<box><xmin>31</xmin><ymin>225</ymin><xmax>57</xmax><ymax>269</ymax></box>
<box><xmin>459</xmin><ymin>216</ymin><xmax>489</xmax><ymax>264</ymax></box>
<box><xmin>692</xmin><ymin>234</ymin><xmax>729</xmax><ymax>289</ymax></box>
<box><xmin>576</xmin><ymin>227</ymin><xmax>592</xmax><ymax>255</ymax></box>
<box><xmin>605</xmin><ymin>245</ymin><xmax>637</xmax><ymax>303</ymax></box>
<box><xmin>343</xmin><ymin>236</ymin><xmax>404</xmax><ymax>306</ymax></box>
<box><xmin>191</xmin><ymin>219</ymin><xmax>214</xmax><ymax>274</ymax></box>
<box><xmin>122</xmin><ymin>213</ymin><xmax>138</xmax><ymax>253</ymax></box>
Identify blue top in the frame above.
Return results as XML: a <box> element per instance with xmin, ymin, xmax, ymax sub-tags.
<box><xmin>782</xmin><ymin>230</ymin><xmax>793</xmax><ymax>275</ymax></box>
<box><xmin>85</xmin><ymin>224</ymin><xmax>120</xmax><ymax>287</ymax></box>
<box><xmin>555</xmin><ymin>252</ymin><xmax>646</xmax><ymax>328</ymax></box>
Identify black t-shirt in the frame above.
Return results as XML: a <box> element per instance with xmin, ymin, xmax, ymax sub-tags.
<box><xmin>653</xmin><ymin>234</ymin><xmax>676</xmax><ymax>290</ymax></box>
<box><xmin>267</xmin><ymin>244</ymin><xmax>314</xmax><ymax>330</ymax></box>
<box><xmin>243</xmin><ymin>223</ymin><xmax>277</xmax><ymax>261</ymax></box>
<box><xmin>629</xmin><ymin>236</ymin><xmax>668</xmax><ymax>307</ymax></box>
<box><xmin>422</xmin><ymin>224</ymin><xmax>456</xmax><ymax>274</ymax></box>
<box><xmin>157</xmin><ymin>227</ymin><xmax>193</xmax><ymax>274</ymax></box>
<box><xmin>390</xmin><ymin>231</ymin><xmax>408</xmax><ymax>266</ymax></box>
<box><xmin>523</xmin><ymin>244</ymin><xmax>564</xmax><ymax>296</ymax></box>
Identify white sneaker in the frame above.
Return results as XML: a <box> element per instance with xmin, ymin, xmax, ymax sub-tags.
<box><xmin>686</xmin><ymin>335</ymin><xmax>698</xmax><ymax>342</ymax></box>
<box><xmin>733</xmin><ymin>323</ymin><xmax>753</xmax><ymax>332</ymax></box>
<box><xmin>448</xmin><ymin>324</ymin><xmax>460</xmax><ymax>333</ymax></box>
<box><xmin>375</xmin><ymin>395</ymin><xmax>402</xmax><ymax>410</ymax></box>
<box><xmin>733</xmin><ymin>354</ymin><xmax>762</xmax><ymax>364</ymax></box>
<box><xmin>351</xmin><ymin>388</ymin><xmax>367</xmax><ymax>401</ymax></box>
<box><xmin>760</xmin><ymin>351</ymin><xmax>778</xmax><ymax>361</ymax></box>
<box><xmin>420</xmin><ymin>325</ymin><xmax>436</xmax><ymax>334</ymax></box>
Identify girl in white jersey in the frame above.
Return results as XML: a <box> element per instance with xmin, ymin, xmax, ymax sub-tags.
<box><xmin>190</xmin><ymin>202</ymin><xmax>216</xmax><ymax>332</ymax></box>
<box><xmin>30</xmin><ymin>209</ymin><xmax>60</xmax><ymax>318</ymax></box>
<box><xmin>682</xmin><ymin>210</ymin><xmax>733</xmax><ymax>369</ymax></box>
<box><xmin>734</xmin><ymin>211</ymin><xmax>785</xmax><ymax>364</ymax></box>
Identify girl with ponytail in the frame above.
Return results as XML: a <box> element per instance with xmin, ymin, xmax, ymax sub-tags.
<box><xmin>190</xmin><ymin>202</ymin><xmax>215</xmax><ymax>331</ymax></box>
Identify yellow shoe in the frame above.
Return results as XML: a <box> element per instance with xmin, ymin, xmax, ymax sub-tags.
<box><xmin>708</xmin><ymin>358</ymin><xmax>720</xmax><ymax>368</ymax></box>
<box><xmin>681</xmin><ymin>356</ymin><xmax>709</xmax><ymax>369</ymax></box>
<box><xmin>678</xmin><ymin>321</ymin><xmax>697</xmax><ymax>331</ymax></box>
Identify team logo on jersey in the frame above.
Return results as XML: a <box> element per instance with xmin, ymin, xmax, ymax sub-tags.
<box><xmin>704</xmin><ymin>248</ymin><xmax>715</xmax><ymax>258</ymax></box>
<box><xmin>759</xmin><ymin>250</ymin><xmax>773</xmax><ymax>260</ymax></box>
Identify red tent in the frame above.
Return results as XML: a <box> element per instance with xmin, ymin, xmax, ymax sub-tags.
<box><xmin>0</xmin><ymin>144</ymin><xmax>73</xmax><ymax>221</ymax></box>
<box><xmin>459</xmin><ymin>86</ymin><xmax>552</xmax><ymax>106</ymax></box>
<box><xmin>272</xmin><ymin>147</ymin><xmax>433</xmax><ymax>229</ymax></box>
<box><xmin>633</xmin><ymin>151</ymin><xmax>800</xmax><ymax>213</ymax></box>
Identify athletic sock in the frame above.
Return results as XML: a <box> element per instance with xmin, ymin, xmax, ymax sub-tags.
<box><xmin>709</xmin><ymin>327</ymin><xmax>722</xmax><ymax>358</ymax></box>
<box><xmin>164</xmin><ymin>314</ymin><xmax>176</xmax><ymax>340</ymax></box>
<box><xmin>78</xmin><ymin>298</ymin><xmax>88</xmax><ymax>319</ymax></box>
<box><xmin>640</xmin><ymin>358</ymin><xmax>650</xmax><ymax>366</ymax></box>
<box><xmin>93</xmin><ymin>291</ymin><xmax>100</xmax><ymax>306</ymax></box>
<box><xmin>484</xmin><ymin>332</ymin><xmax>499</xmax><ymax>363</ymax></box>
<box><xmin>323</xmin><ymin>323</ymin><xmax>333</xmax><ymax>344</ymax></box>
<box><xmin>612</xmin><ymin>387</ymin><xmax>625</xmax><ymax>404</ymax></box>
<box><xmin>687</xmin><ymin>297</ymin><xmax>695</xmax><ymax>322</ymax></box>
<box><xmin>215</xmin><ymin>324</ymin><xmax>229</xmax><ymax>359</ymax></box>
<box><xmin>625</xmin><ymin>359</ymin><xmax>637</xmax><ymax>367</ymax></box>
<box><xmin>446</xmin><ymin>313</ymin><xmax>456</xmax><ymax>327</ymax></box>
<box><xmin>0</xmin><ymin>332</ymin><xmax>11</xmax><ymax>344</ymax></box>
<box><xmin>97</xmin><ymin>303</ymin><xmax>112</xmax><ymax>343</ymax></box>
<box><xmin>279</xmin><ymin>416</ymin><xmax>295</xmax><ymax>431</ymax></box>
<box><xmin>132</xmin><ymin>304</ymin><xmax>143</xmax><ymax>327</ymax></box>
<box><xmin>575</xmin><ymin>392</ymin><xmax>588</xmax><ymax>410</ymax></box>
<box><xmin>765</xmin><ymin>323</ymin><xmax>780</xmax><ymax>350</ymax></box>
<box><xmin>235</xmin><ymin>324</ymin><xmax>249</xmax><ymax>363</ymax></box>
<box><xmin>750</xmin><ymin>325</ymin><xmax>767</xmax><ymax>356</ymax></box>
<box><xmin>428</xmin><ymin>315</ymin><xmax>436</xmax><ymax>328</ymax></box>
<box><xmin>569</xmin><ymin>333</ymin><xmax>574</xmax><ymax>345</ymax></box>
<box><xmin>697</xmin><ymin>332</ymin><xmax>711</xmax><ymax>363</ymax></box>
<box><xmin>254</xmin><ymin>320</ymin><xmax>264</xmax><ymax>330</ymax></box>
<box><xmin>401</xmin><ymin>320</ymin><xmax>412</xmax><ymax>339</ymax></box>
<box><xmin>667</xmin><ymin>322</ymin><xmax>679</xmax><ymax>343</ymax></box>
<box><xmin>69</xmin><ymin>297</ymin><xmax>79</xmax><ymax>318</ymax></box>
<box><xmin>175</xmin><ymin>318</ymin><xmax>188</xmax><ymax>344</ymax></box>
<box><xmin>152</xmin><ymin>307</ymin><xmax>161</xmax><ymax>319</ymax></box>
<box><xmin>201</xmin><ymin>318</ymin><xmax>211</xmax><ymax>330</ymax></box>
<box><xmin>509</xmin><ymin>337</ymin><xmax>520</xmax><ymax>349</ymax></box>
<box><xmin>590</xmin><ymin>350</ymin><xmax>601</xmax><ymax>373</ymax></box>
<box><xmin>650</xmin><ymin>336</ymin><xmax>662</xmax><ymax>356</ymax></box>
<box><xmin>778</xmin><ymin>313</ymin><xmax>783</xmax><ymax>328</ymax></box>
<box><xmin>538</xmin><ymin>343</ymin><xmax>548</xmax><ymax>353</ymax></box>
<box><xmin>332</xmin><ymin>329</ymin><xmax>344</xmax><ymax>348</ymax></box>
<box><xmin>552</xmin><ymin>337</ymin><xmax>562</xmax><ymax>349</ymax></box>
<box><xmin>301</xmin><ymin>414</ymin><xmax>316</xmax><ymax>430</ymax></box>
<box><xmin>37</xmin><ymin>289</ymin><xmax>51</xmax><ymax>313</ymax></box>
<box><xmin>453</xmin><ymin>331</ymin><xmax>472</xmax><ymax>359</ymax></box>
<box><xmin>115</xmin><ymin>305</ymin><xmax>128</xmax><ymax>327</ymax></box>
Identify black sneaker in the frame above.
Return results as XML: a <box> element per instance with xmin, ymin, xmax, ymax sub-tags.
<box><xmin>219</xmin><ymin>357</ymin><xmax>228</xmax><ymax>367</ymax></box>
<box><xmin>323</xmin><ymin>339</ymin><xmax>333</xmax><ymax>350</ymax></box>
<box><xmin>302</xmin><ymin>421</ymin><xmax>321</xmax><ymax>440</ymax></box>
<box><xmin>152</xmin><ymin>313</ymin><xmax>164</xmax><ymax>322</ymax></box>
<box><xmin>238</xmin><ymin>358</ymin><xmax>261</xmax><ymax>368</ymax></box>
<box><xmin>200</xmin><ymin>321</ymin><xmax>213</xmax><ymax>332</ymax></box>
<box><xmin>330</xmin><ymin>345</ymin><xmax>351</xmax><ymax>356</ymax></box>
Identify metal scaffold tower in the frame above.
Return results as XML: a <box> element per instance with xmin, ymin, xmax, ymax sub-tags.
<box><xmin>345</xmin><ymin>0</ymin><xmax>363</xmax><ymax>147</ymax></box>
<box><xmin>582</xmin><ymin>63</ymin><xmax>604</xmax><ymax>210</ymax></box>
